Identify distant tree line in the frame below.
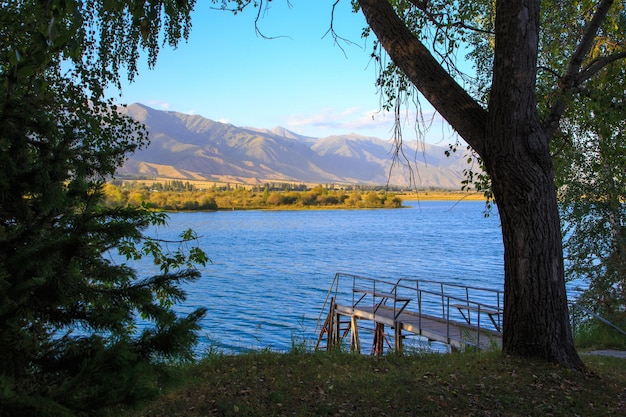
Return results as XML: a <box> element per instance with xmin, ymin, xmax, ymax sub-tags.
<box><xmin>102</xmin><ymin>182</ymin><xmax>403</xmax><ymax>210</ymax></box>
<box><xmin>113</xmin><ymin>178</ymin><xmax>418</xmax><ymax>193</ymax></box>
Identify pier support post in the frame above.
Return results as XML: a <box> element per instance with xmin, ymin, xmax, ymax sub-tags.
<box><xmin>394</xmin><ymin>323</ymin><xmax>403</xmax><ymax>354</ymax></box>
<box><xmin>350</xmin><ymin>316</ymin><xmax>360</xmax><ymax>353</ymax></box>
<box><xmin>372</xmin><ymin>322</ymin><xmax>385</xmax><ymax>356</ymax></box>
<box><xmin>333</xmin><ymin>309</ymin><xmax>341</xmax><ymax>349</ymax></box>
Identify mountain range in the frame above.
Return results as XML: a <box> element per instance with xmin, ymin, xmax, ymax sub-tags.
<box><xmin>117</xmin><ymin>103</ymin><xmax>471</xmax><ymax>188</ymax></box>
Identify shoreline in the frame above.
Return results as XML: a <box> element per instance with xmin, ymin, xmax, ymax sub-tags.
<box><xmin>398</xmin><ymin>191</ymin><xmax>485</xmax><ymax>201</ymax></box>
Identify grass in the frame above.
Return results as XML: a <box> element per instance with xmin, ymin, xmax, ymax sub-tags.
<box><xmin>574</xmin><ymin>318</ymin><xmax>626</xmax><ymax>351</ymax></box>
<box><xmin>110</xmin><ymin>349</ymin><xmax>626</xmax><ymax>416</ymax></box>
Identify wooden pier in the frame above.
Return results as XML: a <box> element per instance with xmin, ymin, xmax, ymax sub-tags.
<box><xmin>315</xmin><ymin>273</ymin><xmax>503</xmax><ymax>354</ymax></box>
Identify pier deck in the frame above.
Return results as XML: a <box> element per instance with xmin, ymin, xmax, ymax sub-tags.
<box><xmin>316</xmin><ymin>273</ymin><xmax>503</xmax><ymax>354</ymax></box>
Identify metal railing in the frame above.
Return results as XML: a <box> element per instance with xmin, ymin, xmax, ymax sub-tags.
<box><xmin>315</xmin><ymin>272</ymin><xmax>504</xmax><ymax>351</ymax></box>
<box><xmin>570</xmin><ymin>302</ymin><xmax>626</xmax><ymax>338</ymax></box>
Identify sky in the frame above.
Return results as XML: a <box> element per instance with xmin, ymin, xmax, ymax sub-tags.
<box><xmin>113</xmin><ymin>1</ymin><xmax>453</xmax><ymax>144</ymax></box>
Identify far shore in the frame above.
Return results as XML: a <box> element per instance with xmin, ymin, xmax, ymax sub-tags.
<box><xmin>108</xmin><ymin>178</ymin><xmax>487</xmax><ymax>211</ymax></box>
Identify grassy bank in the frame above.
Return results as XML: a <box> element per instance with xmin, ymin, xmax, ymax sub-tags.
<box><xmin>111</xmin><ymin>350</ymin><xmax>625</xmax><ymax>416</ymax></box>
<box><xmin>103</xmin><ymin>182</ymin><xmax>405</xmax><ymax>211</ymax></box>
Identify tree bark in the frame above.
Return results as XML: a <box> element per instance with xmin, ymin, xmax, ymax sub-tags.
<box><xmin>359</xmin><ymin>0</ymin><xmax>584</xmax><ymax>368</ymax></box>
<box><xmin>487</xmin><ymin>0</ymin><xmax>581</xmax><ymax>366</ymax></box>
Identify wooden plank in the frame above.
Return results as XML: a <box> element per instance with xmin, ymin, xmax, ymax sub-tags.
<box><xmin>350</xmin><ymin>315</ymin><xmax>360</xmax><ymax>353</ymax></box>
<box><xmin>333</xmin><ymin>303</ymin><xmax>502</xmax><ymax>352</ymax></box>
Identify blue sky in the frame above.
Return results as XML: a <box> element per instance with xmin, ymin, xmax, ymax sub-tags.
<box><xmin>114</xmin><ymin>1</ymin><xmax>451</xmax><ymax>143</ymax></box>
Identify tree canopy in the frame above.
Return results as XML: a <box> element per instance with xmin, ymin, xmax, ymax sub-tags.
<box><xmin>554</xmin><ymin>53</ymin><xmax>626</xmax><ymax>321</ymax></box>
<box><xmin>0</xmin><ymin>1</ymin><xmax>208</xmax><ymax>415</ymax></box>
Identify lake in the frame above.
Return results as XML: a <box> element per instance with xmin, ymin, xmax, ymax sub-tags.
<box><xmin>129</xmin><ymin>199</ymin><xmax>512</xmax><ymax>354</ymax></box>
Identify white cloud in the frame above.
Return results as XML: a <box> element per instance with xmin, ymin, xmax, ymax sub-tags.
<box><xmin>286</xmin><ymin>107</ymin><xmax>391</xmax><ymax>133</ymax></box>
<box><xmin>284</xmin><ymin>107</ymin><xmax>444</xmax><ymax>139</ymax></box>
<box><xmin>145</xmin><ymin>100</ymin><xmax>171</xmax><ymax>110</ymax></box>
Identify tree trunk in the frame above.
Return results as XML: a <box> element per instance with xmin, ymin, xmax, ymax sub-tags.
<box><xmin>359</xmin><ymin>0</ymin><xmax>584</xmax><ymax>368</ymax></box>
<box><xmin>486</xmin><ymin>0</ymin><xmax>582</xmax><ymax>368</ymax></box>
<box><xmin>486</xmin><ymin>142</ymin><xmax>582</xmax><ymax>367</ymax></box>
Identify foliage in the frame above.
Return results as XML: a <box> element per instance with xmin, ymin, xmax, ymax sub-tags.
<box><xmin>109</xmin><ymin>351</ymin><xmax>626</xmax><ymax>416</ymax></box>
<box><xmin>557</xmin><ymin>97</ymin><xmax>626</xmax><ymax>319</ymax></box>
<box><xmin>573</xmin><ymin>316</ymin><xmax>626</xmax><ymax>350</ymax></box>
<box><xmin>545</xmin><ymin>3</ymin><xmax>626</xmax><ymax>318</ymax></box>
<box><xmin>0</xmin><ymin>1</ymin><xmax>207</xmax><ymax>416</ymax></box>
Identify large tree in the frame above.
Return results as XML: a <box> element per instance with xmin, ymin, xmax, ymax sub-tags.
<box><xmin>0</xmin><ymin>1</ymin><xmax>206</xmax><ymax>415</ymax></box>
<box><xmin>213</xmin><ymin>0</ymin><xmax>626</xmax><ymax>368</ymax></box>
<box><xmin>353</xmin><ymin>0</ymin><xmax>625</xmax><ymax>368</ymax></box>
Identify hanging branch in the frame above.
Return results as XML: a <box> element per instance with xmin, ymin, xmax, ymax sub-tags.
<box><xmin>358</xmin><ymin>0</ymin><xmax>488</xmax><ymax>155</ymax></box>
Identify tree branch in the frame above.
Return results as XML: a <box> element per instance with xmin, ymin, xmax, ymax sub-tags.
<box><xmin>567</xmin><ymin>0</ymin><xmax>615</xmax><ymax>76</ymax></box>
<box><xmin>358</xmin><ymin>0</ymin><xmax>488</xmax><ymax>155</ymax></box>
<box><xmin>322</xmin><ymin>0</ymin><xmax>361</xmax><ymax>59</ymax></box>
<box><xmin>211</xmin><ymin>0</ymin><xmax>293</xmax><ymax>39</ymax></box>
<box><xmin>578</xmin><ymin>51</ymin><xmax>626</xmax><ymax>84</ymax></box>
<box><xmin>543</xmin><ymin>0</ymin><xmax>616</xmax><ymax>137</ymax></box>
<box><xmin>406</xmin><ymin>0</ymin><xmax>494</xmax><ymax>35</ymax></box>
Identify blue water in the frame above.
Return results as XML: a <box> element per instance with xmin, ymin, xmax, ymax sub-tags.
<box><xmin>128</xmin><ymin>200</ymin><xmax>509</xmax><ymax>353</ymax></box>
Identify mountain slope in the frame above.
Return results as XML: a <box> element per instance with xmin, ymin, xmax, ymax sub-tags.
<box><xmin>118</xmin><ymin>103</ymin><xmax>471</xmax><ymax>188</ymax></box>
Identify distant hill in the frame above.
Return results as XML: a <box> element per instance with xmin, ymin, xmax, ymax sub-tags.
<box><xmin>117</xmin><ymin>103</ymin><xmax>472</xmax><ymax>188</ymax></box>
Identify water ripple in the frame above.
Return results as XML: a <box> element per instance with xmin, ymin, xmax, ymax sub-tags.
<box><xmin>125</xmin><ymin>201</ymin><xmax>506</xmax><ymax>353</ymax></box>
